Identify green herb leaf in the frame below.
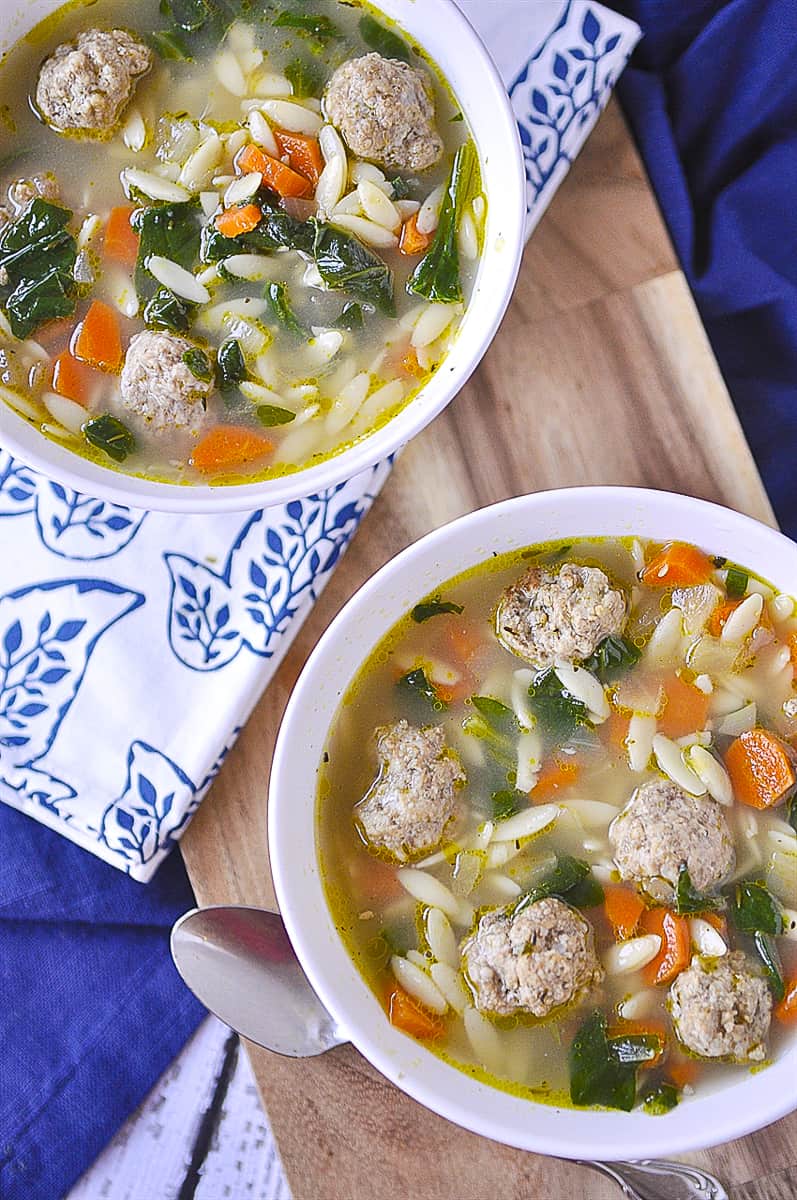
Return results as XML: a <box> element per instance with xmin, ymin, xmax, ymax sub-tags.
<box><xmin>725</xmin><ymin>567</ymin><xmax>749</xmax><ymax>599</ymax></box>
<box><xmin>674</xmin><ymin>864</ymin><xmax>725</xmax><ymax>916</ymax></box>
<box><xmin>567</xmin><ymin>875</ymin><xmax>606</xmax><ymax>909</ymax></box>
<box><xmin>359</xmin><ymin>13</ymin><xmax>411</xmax><ymax>61</ymax></box>
<box><xmin>160</xmin><ymin>0</ymin><xmax>210</xmax><ymax>31</ymax></box>
<box><xmin>528</xmin><ymin>670</ymin><xmax>590</xmax><ymax>745</ymax></box>
<box><xmin>787</xmin><ymin>794</ymin><xmax>797</xmax><ymax>838</ymax></box>
<box><xmin>333</xmin><ymin>301</ymin><xmax>366</xmax><ymax>331</ymax></box>
<box><xmin>411</xmin><ymin>596</ymin><xmax>464</xmax><ymax>623</ymax></box>
<box><xmin>264</xmin><ymin>281</ymin><xmax>306</xmax><ymax>337</ymax></box>
<box><xmin>149</xmin><ymin>29</ymin><xmax>195</xmax><ymax>59</ymax></box>
<box><xmin>390</xmin><ymin>177</ymin><xmax>413</xmax><ymax>200</ymax></box>
<box><xmin>133</xmin><ymin>201</ymin><xmax>201</xmax><ymax>302</ymax></box>
<box><xmin>516</xmin><ymin>855</ymin><xmax>602</xmax><ymax>911</ymax></box>
<box><xmin>608</xmin><ymin>1034</ymin><xmax>663</xmax><ymax>1066</ymax></box>
<box><xmin>182</xmin><ymin>347</ymin><xmax>213</xmax><ymax>381</ymax></box>
<box><xmin>143</xmin><ymin>287</ymin><xmax>194</xmax><ymax>333</ymax></box>
<box><xmin>642</xmin><ymin>1083</ymin><xmax>679</xmax><ymax>1115</ymax></box>
<box><xmin>583</xmin><ymin>635</ymin><xmax>641</xmax><ymax>683</ymax></box>
<box><xmin>256</xmin><ymin>403</ymin><xmax>296</xmax><ymax>427</ymax></box>
<box><xmin>0</xmin><ymin>199</ymin><xmax>77</xmax><ymax>338</ymax></box>
<box><xmin>470</xmin><ymin>696</ymin><xmax>519</xmax><ymax>736</ymax></box>
<box><xmin>274</xmin><ymin>11</ymin><xmax>341</xmax><ymax>41</ymax></box>
<box><xmin>216</xmin><ymin>337</ymin><xmax>247</xmax><ymax>391</ymax></box>
<box><xmin>83</xmin><ymin>414</ymin><xmax>136</xmax><ymax>463</ymax></box>
<box><xmin>313</xmin><ymin>222</ymin><xmax>395</xmax><ymax>314</ymax></box>
<box><xmin>285</xmin><ymin>55</ymin><xmax>326</xmax><ymax>97</ymax></box>
<box><xmin>569</xmin><ymin>1011</ymin><xmax>637</xmax><ymax>1111</ymax></box>
<box><xmin>491</xmin><ymin>789</ymin><xmax>526</xmax><ymax>821</ymax></box>
<box><xmin>407</xmin><ymin>140</ymin><xmax>479</xmax><ymax>304</ymax></box>
<box><xmin>397</xmin><ymin>668</ymin><xmax>445</xmax><ymax>710</ymax></box>
<box><xmin>753</xmin><ymin>930</ymin><xmax>785</xmax><ymax>1001</ymax></box>
<box><xmin>732</xmin><ymin>881</ymin><xmax>783</xmax><ymax>936</ymax></box>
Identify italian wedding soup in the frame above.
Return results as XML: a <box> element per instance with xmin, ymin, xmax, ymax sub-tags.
<box><xmin>318</xmin><ymin>538</ymin><xmax>797</xmax><ymax>1113</ymax></box>
<box><xmin>0</xmin><ymin>0</ymin><xmax>482</xmax><ymax>484</ymax></box>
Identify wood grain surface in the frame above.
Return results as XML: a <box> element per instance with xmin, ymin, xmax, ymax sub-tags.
<box><xmin>180</xmin><ymin>99</ymin><xmax>796</xmax><ymax>1200</ymax></box>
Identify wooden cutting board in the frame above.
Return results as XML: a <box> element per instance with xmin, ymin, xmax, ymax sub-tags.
<box><xmin>180</xmin><ymin>99</ymin><xmax>797</xmax><ymax>1200</ymax></box>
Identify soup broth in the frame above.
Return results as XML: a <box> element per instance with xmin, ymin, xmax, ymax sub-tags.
<box><xmin>319</xmin><ymin>537</ymin><xmax>797</xmax><ymax>1113</ymax></box>
<box><xmin>0</xmin><ymin>0</ymin><xmax>480</xmax><ymax>484</ymax></box>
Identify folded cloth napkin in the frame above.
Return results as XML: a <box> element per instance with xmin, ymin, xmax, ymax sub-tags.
<box><xmin>0</xmin><ymin>0</ymin><xmax>640</xmax><ymax>883</ymax></box>
<box><xmin>615</xmin><ymin>0</ymin><xmax>797</xmax><ymax>538</ymax></box>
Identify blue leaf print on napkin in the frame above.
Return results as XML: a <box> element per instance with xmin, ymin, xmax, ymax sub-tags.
<box><xmin>0</xmin><ymin>451</ymin><xmax>38</xmax><ymax>516</ymax></box>
<box><xmin>99</xmin><ymin>741</ymin><xmax>196</xmax><ymax>866</ymax></box>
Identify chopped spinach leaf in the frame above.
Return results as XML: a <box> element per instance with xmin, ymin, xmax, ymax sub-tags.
<box><xmin>0</xmin><ymin>199</ymin><xmax>77</xmax><ymax>338</ymax></box>
<box><xmin>608</xmin><ymin>1034</ymin><xmax>663</xmax><ymax>1066</ymax></box>
<box><xmin>725</xmin><ymin>567</ymin><xmax>749</xmax><ymax>598</ymax></box>
<box><xmin>274</xmin><ymin>11</ymin><xmax>341</xmax><ymax>41</ymax></box>
<box><xmin>583</xmin><ymin>634</ymin><xmax>641</xmax><ymax>683</ymax></box>
<box><xmin>732</xmin><ymin>881</ymin><xmax>783</xmax><ymax>936</ymax></box>
<box><xmin>491</xmin><ymin>789</ymin><xmax>526</xmax><ymax>821</ymax></box>
<box><xmin>256</xmin><ymin>403</ymin><xmax>296</xmax><ymax>427</ymax></box>
<box><xmin>143</xmin><ymin>287</ymin><xmax>194</xmax><ymax>333</ymax></box>
<box><xmin>285</xmin><ymin>55</ymin><xmax>326</xmax><ymax>97</ymax></box>
<box><xmin>200</xmin><ymin>220</ymin><xmax>241</xmax><ymax>264</ymax></box>
<box><xmin>470</xmin><ymin>696</ymin><xmax>519</xmax><ymax>736</ymax></box>
<box><xmin>569</xmin><ymin>1011</ymin><xmax>637</xmax><ymax>1111</ymax></box>
<box><xmin>753</xmin><ymin>930</ymin><xmax>785</xmax><ymax>1001</ymax></box>
<box><xmin>333</xmin><ymin>301</ymin><xmax>366</xmax><ymax>331</ymax></box>
<box><xmin>148</xmin><ymin>29</ymin><xmax>194</xmax><ymax>59</ymax></box>
<box><xmin>397</xmin><ymin>668</ymin><xmax>444</xmax><ymax>710</ymax></box>
<box><xmin>528</xmin><ymin>670</ymin><xmax>590</xmax><ymax>745</ymax></box>
<box><xmin>83</xmin><ymin>414</ymin><xmax>136</xmax><ymax>463</ymax></box>
<box><xmin>411</xmin><ymin>596</ymin><xmax>464</xmax><ymax>623</ymax></box>
<box><xmin>359</xmin><ymin>13</ymin><xmax>411</xmax><ymax>61</ymax></box>
<box><xmin>182</xmin><ymin>347</ymin><xmax>213</xmax><ymax>381</ymax></box>
<box><xmin>567</xmin><ymin>875</ymin><xmax>606</xmax><ymax>909</ymax></box>
<box><xmin>133</xmin><ymin>201</ymin><xmax>201</xmax><ymax>302</ymax></box>
<box><xmin>313</xmin><ymin>222</ymin><xmax>395</xmax><ymax>314</ymax></box>
<box><xmin>407</xmin><ymin>140</ymin><xmax>478</xmax><ymax>304</ymax></box>
<box><xmin>264</xmin><ymin>281</ymin><xmax>306</xmax><ymax>337</ymax></box>
<box><xmin>787</xmin><ymin>794</ymin><xmax>797</xmax><ymax>837</ymax></box>
<box><xmin>516</xmin><ymin>855</ymin><xmax>603</xmax><ymax>910</ymax></box>
<box><xmin>675</xmin><ymin>864</ymin><xmax>725</xmax><ymax>915</ymax></box>
<box><xmin>160</xmin><ymin>0</ymin><xmax>210</xmax><ymax>31</ymax></box>
<box><xmin>642</xmin><ymin>1083</ymin><xmax>679</xmax><ymax>1115</ymax></box>
<box><xmin>390</xmin><ymin>177</ymin><xmax>413</xmax><ymax>200</ymax></box>
<box><xmin>216</xmin><ymin>337</ymin><xmax>247</xmax><ymax>391</ymax></box>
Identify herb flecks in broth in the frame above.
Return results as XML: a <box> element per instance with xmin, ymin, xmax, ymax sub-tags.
<box><xmin>318</xmin><ymin>537</ymin><xmax>797</xmax><ymax>1113</ymax></box>
<box><xmin>0</xmin><ymin>0</ymin><xmax>482</xmax><ymax>484</ymax></box>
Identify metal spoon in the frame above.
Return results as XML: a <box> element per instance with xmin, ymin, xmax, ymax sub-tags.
<box><xmin>170</xmin><ymin>906</ymin><xmax>729</xmax><ymax>1200</ymax></box>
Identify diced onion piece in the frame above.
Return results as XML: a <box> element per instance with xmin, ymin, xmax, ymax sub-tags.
<box><xmin>671</xmin><ymin>584</ymin><xmax>722</xmax><ymax>635</ymax></box>
<box><xmin>221</xmin><ymin>253</ymin><xmax>275</xmax><ymax>281</ymax></box>
<box><xmin>515</xmin><ymin>729</ymin><xmax>542</xmax><ymax>793</ymax></box>
<box><xmin>653</xmin><ymin>733</ymin><xmax>706</xmax><ymax>795</ymax></box>
<box><xmin>330</xmin><ymin>213</ymin><xmax>398</xmax><ymax>249</ymax></box>
<box><xmin>557</xmin><ymin>799</ymin><xmax>619</xmax><ymax>829</ymax></box>
<box><xmin>247</xmin><ymin>108</ymin><xmax>279</xmax><ymax>156</ymax></box>
<box><xmin>42</xmin><ymin>391</ymin><xmax>86</xmax><ymax>435</ymax></box>
<box><xmin>452</xmin><ymin>850</ymin><xmax>484</xmax><ymax>898</ymax></box>
<box><xmin>689</xmin><ymin>917</ymin><xmax>727</xmax><ymax>957</ymax></box>
<box><xmin>390</xmin><ymin>956</ymin><xmax>447</xmax><ymax>1014</ymax></box>
<box><xmin>463</xmin><ymin>1006</ymin><xmax>505</xmax><ymax>1075</ymax></box>
<box><xmin>717</xmin><ymin>702</ymin><xmax>757</xmax><ymax>737</ymax></box>
<box><xmin>425</xmin><ymin>908</ymin><xmax>458</xmax><ymax>969</ymax></box>
<box><xmin>721</xmin><ymin>592</ymin><xmax>763</xmax><ymax>644</ymax></box>
<box><xmin>411</xmin><ymin>304</ymin><xmax>458</xmax><ymax>349</ymax></box>
<box><xmin>122</xmin><ymin>107</ymin><xmax>147</xmax><ymax>153</ymax></box>
<box><xmin>686</xmin><ymin>745</ymin><xmax>733</xmax><ymax>806</ymax></box>
<box><xmin>627</xmin><ymin>713</ymin><xmax>656</xmax><ymax>773</ymax></box>
<box><xmin>617</xmin><ymin>989</ymin><xmax>658</xmax><ymax>1020</ymax></box>
<box><xmin>417</xmin><ymin>183</ymin><xmax>445</xmax><ymax>235</ymax></box>
<box><xmin>253</xmin><ymin>71</ymin><xmax>294</xmax><ymax>97</ymax></box>
<box><xmin>224</xmin><ymin>171</ymin><xmax>262</xmax><ymax>207</ymax></box>
<box><xmin>357</xmin><ymin>179</ymin><xmax>401</xmax><ymax>232</ymax></box>
<box><xmin>603</xmin><ymin>934</ymin><xmax>662</xmax><ymax>975</ymax></box>
<box><xmin>214</xmin><ymin>48</ymin><xmax>247</xmax><ymax>96</ymax></box>
<box><xmin>147</xmin><ymin>256</ymin><xmax>210</xmax><ymax>304</ymax></box>
<box><xmin>261</xmin><ymin>99</ymin><xmax>323</xmax><ymax>135</ymax></box>
<box><xmin>490</xmin><ymin>803</ymin><xmax>560</xmax><ymax>845</ymax></box>
<box><xmin>554</xmin><ymin>659</ymin><xmax>609</xmax><ymax>722</ymax></box>
<box><xmin>396</xmin><ymin>868</ymin><xmax>474</xmax><ymax>926</ymax></box>
<box><xmin>122</xmin><ymin>168</ymin><xmax>190</xmax><ymax>203</ymax></box>
<box><xmin>429</xmin><ymin>962</ymin><xmax>467</xmax><ymax>1013</ymax></box>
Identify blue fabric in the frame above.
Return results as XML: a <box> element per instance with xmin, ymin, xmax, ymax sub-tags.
<box><xmin>613</xmin><ymin>0</ymin><xmax>797</xmax><ymax>536</ymax></box>
<box><xmin>0</xmin><ymin>804</ymin><xmax>204</xmax><ymax>1200</ymax></box>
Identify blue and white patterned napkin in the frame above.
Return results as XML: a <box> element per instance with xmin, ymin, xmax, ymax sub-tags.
<box><xmin>0</xmin><ymin>1</ymin><xmax>639</xmax><ymax>881</ymax></box>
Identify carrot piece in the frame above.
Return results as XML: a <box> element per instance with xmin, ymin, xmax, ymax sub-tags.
<box><xmin>531</xmin><ymin>758</ymin><xmax>581</xmax><ymax>802</ymax></box>
<box><xmin>667</xmin><ymin>1056</ymin><xmax>699</xmax><ymax>1088</ymax></box>
<box><xmin>103</xmin><ymin>205</ymin><xmax>139</xmax><ymax>266</ymax></box>
<box><xmin>52</xmin><ymin>350</ymin><xmax>97</xmax><ymax>407</ymax></box>
<box><xmin>388</xmin><ymin>986</ymin><xmax>445</xmax><ymax>1040</ymax></box>
<box><xmin>774</xmin><ymin>975</ymin><xmax>797</xmax><ymax>1024</ymax></box>
<box><xmin>640</xmin><ymin>907</ymin><xmax>690</xmax><ymax>986</ymax></box>
<box><xmin>604</xmin><ymin>886</ymin><xmax>646</xmax><ymax>941</ymax></box>
<box><xmin>724</xmin><ymin>727</ymin><xmax>796</xmax><ymax>810</ymax></box>
<box><xmin>215</xmin><ymin>204</ymin><xmax>263</xmax><ymax>238</ymax></box>
<box><xmin>401</xmin><ymin>347</ymin><xmax>426</xmax><ymax>378</ymax></box>
<box><xmin>236</xmin><ymin>141</ymin><xmax>314</xmax><ymax>199</ymax></box>
<box><xmin>446</xmin><ymin>621</ymin><xmax>483</xmax><ymax>668</ymax></box>
<box><xmin>190</xmin><ymin>425</ymin><xmax>274</xmax><ymax>474</ymax></box>
<box><xmin>608</xmin><ymin>1018</ymin><xmax>667</xmax><ymax>1067</ymax></box>
<box><xmin>273</xmin><ymin>129</ymin><xmax>324</xmax><ymax>186</ymax></box>
<box><xmin>640</xmin><ymin>542</ymin><xmax>714</xmax><ymax>588</ymax></box>
<box><xmin>657</xmin><ymin>674</ymin><xmax>711</xmax><ymax>739</ymax></box>
<box><xmin>399</xmin><ymin>212</ymin><xmax>434</xmax><ymax>256</ymax></box>
<box><xmin>602</xmin><ymin>709</ymin><xmax>630</xmax><ymax>751</ymax></box>
<box><xmin>707</xmin><ymin>598</ymin><xmax>742</xmax><ymax>638</ymax></box>
<box><xmin>356</xmin><ymin>857</ymin><xmax>404</xmax><ymax>904</ymax></box>
<box><xmin>72</xmin><ymin>301</ymin><xmax>124</xmax><ymax>373</ymax></box>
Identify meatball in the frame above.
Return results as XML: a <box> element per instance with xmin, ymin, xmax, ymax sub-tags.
<box><xmin>119</xmin><ymin>332</ymin><xmax>211</xmax><ymax>433</ymax></box>
<box><xmin>324</xmin><ymin>53</ymin><xmax>443</xmax><ymax>173</ymax></box>
<box><xmin>496</xmin><ymin>562</ymin><xmax>626</xmax><ymax>670</ymax></box>
<box><xmin>461</xmin><ymin>897</ymin><xmax>603</xmax><ymax>1018</ymax></box>
<box><xmin>609</xmin><ymin>779</ymin><xmax>735</xmax><ymax>903</ymax></box>
<box><xmin>669</xmin><ymin>952</ymin><xmax>771</xmax><ymax>1062</ymax></box>
<box><xmin>355</xmin><ymin>720</ymin><xmax>465</xmax><ymax>860</ymax></box>
<box><xmin>35</xmin><ymin>29</ymin><xmax>152</xmax><ymax>135</ymax></box>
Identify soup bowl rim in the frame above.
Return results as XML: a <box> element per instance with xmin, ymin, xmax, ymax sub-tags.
<box><xmin>270</xmin><ymin>485</ymin><xmax>797</xmax><ymax>1160</ymax></box>
<box><xmin>0</xmin><ymin>0</ymin><xmax>526</xmax><ymax>513</ymax></box>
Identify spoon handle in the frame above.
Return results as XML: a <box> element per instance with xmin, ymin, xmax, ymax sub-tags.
<box><xmin>576</xmin><ymin>1159</ymin><xmax>729</xmax><ymax>1200</ymax></box>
